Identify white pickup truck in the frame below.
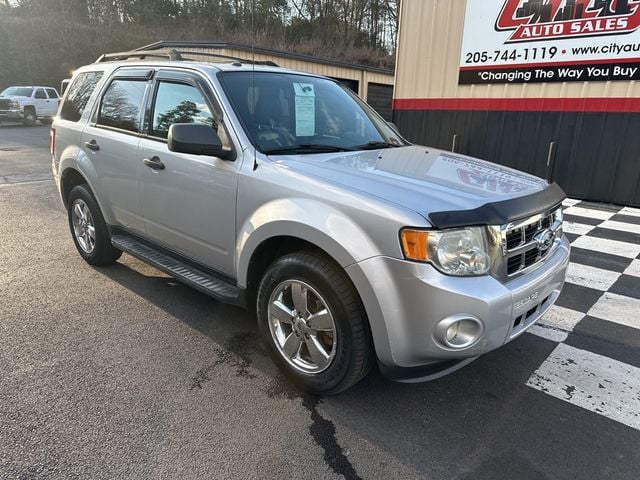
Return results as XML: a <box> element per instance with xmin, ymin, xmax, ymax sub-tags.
<box><xmin>0</xmin><ymin>86</ymin><xmax>60</xmax><ymax>126</ymax></box>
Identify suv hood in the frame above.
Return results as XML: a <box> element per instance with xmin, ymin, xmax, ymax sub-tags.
<box><xmin>270</xmin><ymin>145</ymin><xmax>549</xmax><ymax>224</ymax></box>
<box><xmin>0</xmin><ymin>95</ymin><xmax>29</xmax><ymax>100</ymax></box>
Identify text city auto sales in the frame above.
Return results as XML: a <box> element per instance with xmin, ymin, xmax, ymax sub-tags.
<box><xmin>516</xmin><ymin>17</ymin><xmax>628</xmax><ymax>40</ymax></box>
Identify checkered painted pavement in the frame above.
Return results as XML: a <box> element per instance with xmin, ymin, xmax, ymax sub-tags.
<box><xmin>524</xmin><ymin>199</ymin><xmax>640</xmax><ymax>431</ymax></box>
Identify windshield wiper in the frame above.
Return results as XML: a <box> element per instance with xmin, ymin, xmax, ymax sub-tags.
<box><xmin>352</xmin><ymin>141</ymin><xmax>400</xmax><ymax>151</ymax></box>
<box><xmin>263</xmin><ymin>144</ymin><xmax>355</xmax><ymax>155</ymax></box>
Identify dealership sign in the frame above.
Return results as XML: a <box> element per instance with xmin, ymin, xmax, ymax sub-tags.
<box><xmin>459</xmin><ymin>0</ymin><xmax>640</xmax><ymax>84</ymax></box>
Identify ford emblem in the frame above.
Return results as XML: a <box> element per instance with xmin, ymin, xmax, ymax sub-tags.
<box><xmin>534</xmin><ymin>229</ymin><xmax>555</xmax><ymax>252</ymax></box>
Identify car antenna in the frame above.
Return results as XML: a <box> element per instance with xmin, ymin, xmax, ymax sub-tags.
<box><xmin>251</xmin><ymin>0</ymin><xmax>258</xmax><ymax>171</ymax></box>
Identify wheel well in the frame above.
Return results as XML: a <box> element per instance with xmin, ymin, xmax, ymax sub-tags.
<box><xmin>246</xmin><ymin>236</ymin><xmax>329</xmax><ymax>310</ymax></box>
<box><xmin>60</xmin><ymin>168</ymin><xmax>89</xmax><ymax>209</ymax></box>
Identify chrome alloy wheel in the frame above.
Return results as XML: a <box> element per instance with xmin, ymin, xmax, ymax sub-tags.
<box><xmin>268</xmin><ymin>280</ymin><xmax>338</xmax><ymax>374</ymax></box>
<box><xmin>71</xmin><ymin>199</ymin><xmax>96</xmax><ymax>254</ymax></box>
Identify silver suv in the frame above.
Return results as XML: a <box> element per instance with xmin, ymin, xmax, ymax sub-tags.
<box><xmin>51</xmin><ymin>54</ymin><xmax>569</xmax><ymax>394</ymax></box>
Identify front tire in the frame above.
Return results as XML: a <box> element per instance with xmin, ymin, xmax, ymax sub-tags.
<box><xmin>67</xmin><ymin>184</ymin><xmax>121</xmax><ymax>266</ymax></box>
<box><xmin>257</xmin><ymin>251</ymin><xmax>373</xmax><ymax>394</ymax></box>
<box><xmin>22</xmin><ymin>108</ymin><xmax>36</xmax><ymax>126</ymax></box>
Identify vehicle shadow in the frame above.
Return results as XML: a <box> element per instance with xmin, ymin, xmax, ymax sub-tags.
<box><xmin>97</xmin><ymin>257</ymin><xmax>632</xmax><ymax>480</ymax></box>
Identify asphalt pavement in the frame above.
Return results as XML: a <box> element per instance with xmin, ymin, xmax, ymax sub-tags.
<box><xmin>1</xmin><ymin>124</ymin><xmax>639</xmax><ymax>479</ymax></box>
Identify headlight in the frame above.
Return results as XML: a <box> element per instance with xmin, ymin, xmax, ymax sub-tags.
<box><xmin>10</xmin><ymin>100</ymin><xmax>20</xmax><ymax>108</ymax></box>
<box><xmin>400</xmin><ymin>227</ymin><xmax>491</xmax><ymax>276</ymax></box>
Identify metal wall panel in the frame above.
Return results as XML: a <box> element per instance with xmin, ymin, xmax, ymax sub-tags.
<box><xmin>394</xmin><ymin>0</ymin><xmax>640</xmax><ymax>206</ymax></box>
<box><xmin>395</xmin><ymin>0</ymin><xmax>640</xmax><ymax>101</ymax></box>
<box><xmin>394</xmin><ymin>109</ymin><xmax>640</xmax><ymax>206</ymax></box>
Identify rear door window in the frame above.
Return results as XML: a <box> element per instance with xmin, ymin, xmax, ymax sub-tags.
<box><xmin>60</xmin><ymin>72</ymin><xmax>104</xmax><ymax>122</ymax></box>
<box><xmin>97</xmin><ymin>79</ymin><xmax>146</xmax><ymax>133</ymax></box>
<box><xmin>46</xmin><ymin>88</ymin><xmax>58</xmax><ymax>99</ymax></box>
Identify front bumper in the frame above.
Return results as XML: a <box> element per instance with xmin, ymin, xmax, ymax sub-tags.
<box><xmin>0</xmin><ymin>109</ymin><xmax>24</xmax><ymax>121</ymax></box>
<box><xmin>346</xmin><ymin>235</ymin><xmax>570</xmax><ymax>382</ymax></box>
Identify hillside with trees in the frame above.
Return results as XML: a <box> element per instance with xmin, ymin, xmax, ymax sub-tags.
<box><xmin>0</xmin><ymin>0</ymin><xmax>398</xmax><ymax>90</ymax></box>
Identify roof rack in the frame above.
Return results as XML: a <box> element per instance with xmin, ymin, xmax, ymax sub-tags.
<box><xmin>136</xmin><ymin>40</ymin><xmax>394</xmax><ymax>75</ymax></box>
<box><xmin>95</xmin><ymin>47</ymin><xmax>279</xmax><ymax>67</ymax></box>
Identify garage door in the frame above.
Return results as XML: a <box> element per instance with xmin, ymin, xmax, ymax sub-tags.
<box><xmin>331</xmin><ymin>77</ymin><xmax>359</xmax><ymax>94</ymax></box>
<box><xmin>367</xmin><ymin>83</ymin><xmax>393</xmax><ymax>121</ymax></box>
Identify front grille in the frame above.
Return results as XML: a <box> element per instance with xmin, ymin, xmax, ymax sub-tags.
<box><xmin>502</xmin><ymin>207</ymin><xmax>563</xmax><ymax>278</ymax></box>
<box><xmin>0</xmin><ymin>99</ymin><xmax>13</xmax><ymax>109</ymax></box>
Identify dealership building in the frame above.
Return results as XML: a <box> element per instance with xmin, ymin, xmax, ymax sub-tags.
<box><xmin>134</xmin><ymin>41</ymin><xmax>395</xmax><ymax>121</ymax></box>
<box><xmin>393</xmin><ymin>0</ymin><xmax>640</xmax><ymax>207</ymax></box>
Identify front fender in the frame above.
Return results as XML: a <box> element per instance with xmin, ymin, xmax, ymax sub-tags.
<box><xmin>236</xmin><ymin>198</ymin><xmax>403</xmax><ymax>366</ymax></box>
<box><xmin>236</xmin><ymin>198</ymin><xmax>381</xmax><ymax>288</ymax></box>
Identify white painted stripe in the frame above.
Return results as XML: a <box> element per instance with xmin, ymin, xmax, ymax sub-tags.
<box><xmin>621</xmin><ymin>206</ymin><xmax>640</xmax><ymax>217</ymax></box>
<box><xmin>566</xmin><ymin>262</ymin><xmax>621</xmax><ymax>291</ymax></box>
<box><xmin>562</xmin><ymin>222</ymin><xmax>595</xmax><ymax>236</ymax></box>
<box><xmin>571</xmin><ymin>236</ymin><xmax>640</xmax><ymax>259</ymax></box>
<box><xmin>529</xmin><ymin>305</ymin><xmax>585</xmax><ymax>343</ymax></box>
<box><xmin>598</xmin><ymin>220</ymin><xmax>640</xmax><ymax>236</ymax></box>
<box><xmin>527</xmin><ymin>344</ymin><xmax>640</xmax><ymax>431</ymax></box>
<box><xmin>538</xmin><ymin>305</ymin><xmax>585</xmax><ymax>331</ymax></box>
<box><xmin>0</xmin><ymin>178</ymin><xmax>53</xmax><ymax>188</ymax></box>
<box><xmin>587</xmin><ymin>293</ymin><xmax>640</xmax><ymax>330</ymax></box>
<box><xmin>528</xmin><ymin>324</ymin><xmax>568</xmax><ymax>342</ymax></box>
<box><xmin>625</xmin><ymin>259</ymin><xmax>640</xmax><ymax>278</ymax></box>
<box><xmin>564</xmin><ymin>206</ymin><xmax>616</xmax><ymax>221</ymax></box>
<box><xmin>562</xmin><ymin>198</ymin><xmax>581</xmax><ymax>207</ymax></box>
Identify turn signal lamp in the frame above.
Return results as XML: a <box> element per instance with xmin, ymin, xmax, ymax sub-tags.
<box><xmin>400</xmin><ymin>229</ymin><xmax>429</xmax><ymax>262</ymax></box>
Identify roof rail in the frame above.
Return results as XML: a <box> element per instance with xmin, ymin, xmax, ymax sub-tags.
<box><xmin>95</xmin><ymin>47</ymin><xmax>278</xmax><ymax>67</ymax></box>
<box><xmin>169</xmin><ymin>49</ymin><xmax>279</xmax><ymax>67</ymax></box>
<box><xmin>95</xmin><ymin>49</ymin><xmax>183</xmax><ymax>63</ymax></box>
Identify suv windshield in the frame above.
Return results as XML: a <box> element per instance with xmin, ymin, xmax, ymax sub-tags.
<box><xmin>218</xmin><ymin>72</ymin><xmax>406</xmax><ymax>154</ymax></box>
<box><xmin>1</xmin><ymin>87</ymin><xmax>34</xmax><ymax>97</ymax></box>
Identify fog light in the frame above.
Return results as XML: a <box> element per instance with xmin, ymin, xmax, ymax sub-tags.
<box><xmin>435</xmin><ymin>315</ymin><xmax>484</xmax><ymax>350</ymax></box>
<box><xmin>446</xmin><ymin>323</ymin><xmax>459</xmax><ymax>343</ymax></box>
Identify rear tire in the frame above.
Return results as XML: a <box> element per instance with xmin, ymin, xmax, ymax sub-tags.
<box><xmin>67</xmin><ymin>184</ymin><xmax>121</xmax><ymax>266</ymax></box>
<box><xmin>22</xmin><ymin>108</ymin><xmax>36</xmax><ymax>126</ymax></box>
<box><xmin>256</xmin><ymin>250</ymin><xmax>373</xmax><ymax>394</ymax></box>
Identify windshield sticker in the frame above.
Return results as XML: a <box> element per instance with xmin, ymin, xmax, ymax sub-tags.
<box><xmin>293</xmin><ymin>83</ymin><xmax>315</xmax><ymax>136</ymax></box>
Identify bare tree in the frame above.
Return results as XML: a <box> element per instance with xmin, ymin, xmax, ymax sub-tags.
<box><xmin>0</xmin><ymin>0</ymin><xmax>398</xmax><ymax>91</ymax></box>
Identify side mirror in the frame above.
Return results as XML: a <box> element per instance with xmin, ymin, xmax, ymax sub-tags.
<box><xmin>167</xmin><ymin>123</ymin><xmax>234</xmax><ymax>160</ymax></box>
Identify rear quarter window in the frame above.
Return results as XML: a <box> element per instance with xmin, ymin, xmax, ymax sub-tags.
<box><xmin>60</xmin><ymin>72</ymin><xmax>104</xmax><ymax>122</ymax></box>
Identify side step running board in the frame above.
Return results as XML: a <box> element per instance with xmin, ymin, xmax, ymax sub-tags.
<box><xmin>111</xmin><ymin>234</ymin><xmax>244</xmax><ymax>306</ymax></box>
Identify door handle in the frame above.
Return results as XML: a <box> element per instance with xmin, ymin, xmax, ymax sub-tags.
<box><xmin>84</xmin><ymin>140</ymin><xmax>100</xmax><ymax>152</ymax></box>
<box><xmin>143</xmin><ymin>156</ymin><xmax>165</xmax><ymax>170</ymax></box>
